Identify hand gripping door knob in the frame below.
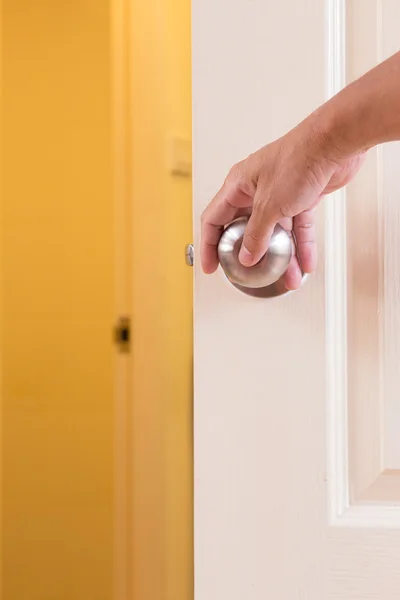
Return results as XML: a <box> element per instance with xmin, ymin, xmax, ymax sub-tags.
<box><xmin>217</xmin><ymin>217</ymin><xmax>307</xmax><ymax>298</ymax></box>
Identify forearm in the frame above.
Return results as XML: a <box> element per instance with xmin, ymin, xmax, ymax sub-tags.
<box><xmin>316</xmin><ymin>51</ymin><xmax>400</xmax><ymax>157</ymax></box>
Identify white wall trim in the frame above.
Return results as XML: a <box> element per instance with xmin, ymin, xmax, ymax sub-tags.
<box><xmin>336</xmin><ymin>504</ymin><xmax>400</xmax><ymax>528</ymax></box>
<box><xmin>325</xmin><ymin>0</ymin><xmax>350</xmax><ymax>526</ymax></box>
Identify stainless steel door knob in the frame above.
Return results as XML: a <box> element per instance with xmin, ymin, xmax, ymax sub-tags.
<box><xmin>218</xmin><ymin>217</ymin><xmax>306</xmax><ymax>298</ymax></box>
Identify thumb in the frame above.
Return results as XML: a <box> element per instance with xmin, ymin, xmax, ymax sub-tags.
<box><xmin>238</xmin><ymin>202</ymin><xmax>276</xmax><ymax>267</ymax></box>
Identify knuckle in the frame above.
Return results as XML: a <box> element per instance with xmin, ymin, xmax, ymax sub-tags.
<box><xmin>226</xmin><ymin>163</ymin><xmax>243</xmax><ymax>186</ymax></box>
<box><xmin>274</xmin><ymin>201</ymin><xmax>291</xmax><ymax>220</ymax></box>
<box><xmin>244</xmin><ymin>231</ymin><xmax>261</xmax><ymax>245</ymax></box>
<box><xmin>227</xmin><ymin>161</ymin><xmax>252</xmax><ymax>194</ymax></box>
<box><xmin>201</xmin><ymin>208</ymin><xmax>213</xmax><ymax>229</ymax></box>
<box><xmin>295</xmin><ymin>212</ymin><xmax>316</xmax><ymax>240</ymax></box>
<box><xmin>296</xmin><ymin>222</ymin><xmax>313</xmax><ymax>230</ymax></box>
<box><xmin>277</xmin><ymin>205</ymin><xmax>287</xmax><ymax>220</ymax></box>
<box><xmin>296</xmin><ymin>226</ymin><xmax>315</xmax><ymax>243</ymax></box>
<box><xmin>251</xmin><ymin>197</ymin><xmax>269</xmax><ymax>219</ymax></box>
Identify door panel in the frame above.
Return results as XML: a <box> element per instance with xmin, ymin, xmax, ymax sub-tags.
<box><xmin>337</xmin><ymin>0</ymin><xmax>400</xmax><ymax>511</ymax></box>
<box><xmin>193</xmin><ymin>0</ymin><xmax>400</xmax><ymax>598</ymax></box>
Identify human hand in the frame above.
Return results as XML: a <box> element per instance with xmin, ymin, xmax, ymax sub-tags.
<box><xmin>200</xmin><ymin>118</ymin><xmax>366</xmax><ymax>289</ymax></box>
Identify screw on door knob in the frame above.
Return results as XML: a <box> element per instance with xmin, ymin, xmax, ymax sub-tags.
<box><xmin>217</xmin><ymin>217</ymin><xmax>306</xmax><ymax>298</ymax></box>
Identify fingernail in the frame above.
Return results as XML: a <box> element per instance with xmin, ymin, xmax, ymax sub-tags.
<box><xmin>239</xmin><ymin>244</ymin><xmax>253</xmax><ymax>266</ymax></box>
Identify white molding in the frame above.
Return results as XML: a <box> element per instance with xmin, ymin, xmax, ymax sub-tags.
<box><xmin>325</xmin><ymin>0</ymin><xmax>350</xmax><ymax>525</ymax></box>
<box><xmin>325</xmin><ymin>0</ymin><xmax>400</xmax><ymax>528</ymax></box>
<box><xmin>335</xmin><ymin>504</ymin><xmax>400</xmax><ymax>528</ymax></box>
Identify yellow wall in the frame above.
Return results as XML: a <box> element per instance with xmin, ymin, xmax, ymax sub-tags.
<box><xmin>130</xmin><ymin>0</ymin><xmax>193</xmax><ymax>598</ymax></box>
<box><xmin>1</xmin><ymin>0</ymin><xmax>192</xmax><ymax>598</ymax></box>
<box><xmin>2</xmin><ymin>1</ymin><xmax>115</xmax><ymax>598</ymax></box>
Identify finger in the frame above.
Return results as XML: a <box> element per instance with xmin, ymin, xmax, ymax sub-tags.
<box><xmin>293</xmin><ymin>210</ymin><xmax>317</xmax><ymax>274</ymax></box>
<box><xmin>277</xmin><ymin>216</ymin><xmax>293</xmax><ymax>231</ymax></box>
<box><xmin>284</xmin><ymin>253</ymin><xmax>303</xmax><ymax>290</ymax></box>
<box><xmin>201</xmin><ymin>181</ymin><xmax>253</xmax><ymax>274</ymax></box>
<box><xmin>238</xmin><ymin>191</ymin><xmax>278</xmax><ymax>267</ymax></box>
<box><xmin>277</xmin><ymin>217</ymin><xmax>302</xmax><ymax>289</ymax></box>
<box><xmin>201</xmin><ymin>205</ymin><xmax>252</xmax><ymax>273</ymax></box>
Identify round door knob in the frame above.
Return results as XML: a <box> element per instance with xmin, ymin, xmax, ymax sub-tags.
<box><xmin>217</xmin><ymin>217</ymin><xmax>306</xmax><ymax>298</ymax></box>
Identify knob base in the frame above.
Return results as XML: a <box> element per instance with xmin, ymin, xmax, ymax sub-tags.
<box><xmin>227</xmin><ymin>273</ymin><xmax>308</xmax><ymax>298</ymax></box>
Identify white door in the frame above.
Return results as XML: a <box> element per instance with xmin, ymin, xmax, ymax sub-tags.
<box><xmin>192</xmin><ymin>0</ymin><xmax>400</xmax><ymax>598</ymax></box>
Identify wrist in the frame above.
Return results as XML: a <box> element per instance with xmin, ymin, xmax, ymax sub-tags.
<box><xmin>309</xmin><ymin>84</ymin><xmax>379</xmax><ymax>160</ymax></box>
<box><xmin>306</xmin><ymin>104</ymin><xmax>352</xmax><ymax>162</ymax></box>
<box><xmin>291</xmin><ymin>107</ymin><xmax>346</xmax><ymax>171</ymax></box>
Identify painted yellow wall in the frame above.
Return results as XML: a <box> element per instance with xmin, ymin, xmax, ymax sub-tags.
<box><xmin>130</xmin><ymin>0</ymin><xmax>193</xmax><ymax>598</ymax></box>
<box><xmin>1</xmin><ymin>0</ymin><xmax>192</xmax><ymax>597</ymax></box>
<box><xmin>2</xmin><ymin>1</ymin><xmax>115</xmax><ymax>598</ymax></box>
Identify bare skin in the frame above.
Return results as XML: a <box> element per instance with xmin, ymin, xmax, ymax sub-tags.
<box><xmin>201</xmin><ymin>51</ymin><xmax>400</xmax><ymax>290</ymax></box>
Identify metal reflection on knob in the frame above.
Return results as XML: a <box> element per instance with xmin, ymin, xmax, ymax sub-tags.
<box><xmin>218</xmin><ymin>217</ymin><xmax>306</xmax><ymax>298</ymax></box>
